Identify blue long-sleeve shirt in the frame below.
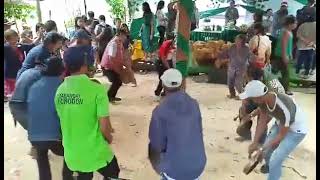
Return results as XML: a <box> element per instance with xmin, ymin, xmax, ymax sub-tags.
<box><xmin>27</xmin><ymin>76</ymin><xmax>62</xmax><ymax>141</ymax></box>
<box><xmin>149</xmin><ymin>91</ymin><xmax>206</xmax><ymax>180</ymax></box>
<box><xmin>17</xmin><ymin>44</ymin><xmax>52</xmax><ymax>79</ymax></box>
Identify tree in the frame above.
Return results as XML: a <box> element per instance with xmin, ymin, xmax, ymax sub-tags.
<box><xmin>105</xmin><ymin>0</ymin><xmax>125</xmax><ymax>20</ymax></box>
<box><xmin>127</xmin><ymin>0</ymin><xmax>144</xmax><ymax>20</ymax></box>
<box><xmin>4</xmin><ymin>0</ymin><xmax>36</xmax><ymax>22</ymax></box>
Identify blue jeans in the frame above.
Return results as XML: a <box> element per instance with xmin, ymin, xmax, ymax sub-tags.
<box><xmin>264</xmin><ymin>124</ymin><xmax>306</xmax><ymax>180</ymax></box>
<box><xmin>296</xmin><ymin>49</ymin><xmax>315</xmax><ymax>75</ymax></box>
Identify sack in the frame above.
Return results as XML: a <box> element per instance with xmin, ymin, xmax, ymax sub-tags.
<box><xmin>263</xmin><ymin>64</ymin><xmax>285</xmax><ymax>94</ymax></box>
<box><xmin>119</xmin><ymin>67</ymin><xmax>131</xmax><ymax>84</ymax></box>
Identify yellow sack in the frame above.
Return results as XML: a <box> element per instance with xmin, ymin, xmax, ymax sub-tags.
<box><xmin>131</xmin><ymin>40</ymin><xmax>145</xmax><ymax>61</ymax></box>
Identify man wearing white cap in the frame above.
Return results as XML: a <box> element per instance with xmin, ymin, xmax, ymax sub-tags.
<box><xmin>148</xmin><ymin>69</ymin><xmax>206</xmax><ymax>180</ymax></box>
<box><xmin>271</xmin><ymin>1</ymin><xmax>289</xmax><ymax>37</ymax></box>
<box><xmin>239</xmin><ymin>80</ymin><xmax>307</xmax><ymax>180</ymax></box>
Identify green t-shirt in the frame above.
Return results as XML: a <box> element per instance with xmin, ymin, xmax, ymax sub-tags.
<box><xmin>274</xmin><ymin>29</ymin><xmax>293</xmax><ymax>59</ymax></box>
<box><xmin>55</xmin><ymin>74</ymin><xmax>114</xmax><ymax>172</ymax></box>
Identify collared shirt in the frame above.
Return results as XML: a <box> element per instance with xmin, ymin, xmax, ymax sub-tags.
<box><xmin>17</xmin><ymin>44</ymin><xmax>52</xmax><ymax>79</ymax></box>
<box><xmin>27</xmin><ymin>76</ymin><xmax>62</xmax><ymax>141</ymax></box>
<box><xmin>55</xmin><ymin>74</ymin><xmax>114</xmax><ymax>172</ymax></box>
<box><xmin>149</xmin><ymin>91</ymin><xmax>206</xmax><ymax>180</ymax></box>
<box><xmin>101</xmin><ymin>36</ymin><xmax>124</xmax><ymax>73</ymax></box>
<box><xmin>11</xmin><ymin>67</ymin><xmax>42</xmax><ymax>102</ymax></box>
<box><xmin>225</xmin><ymin>7</ymin><xmax>239</xmax><ymax>23</ymax></box>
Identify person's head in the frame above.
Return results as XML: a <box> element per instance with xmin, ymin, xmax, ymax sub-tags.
<box><xmin>161</xmin><ymin>68</ymin><xmax>183</xmax><ymax>93</ymax></box>
<box><xmin>246</xmin><ymin>64</ymin><xmax>263</xmax><ymax>81</ymax></box>
<box><xmin>41</xmin><ymin>56</ymin><xmax>65</xmax><ymax>77</ymax></box>
<box><xmin>157</xmin><ymin>1</ymin><xmax>165</xmax><ymax>10</ymax></box>
<box><xmin>88</xmin><ymin>11</ymin><xmax>94</xmax><ymax>19</ymax></box>
<box><xmin>114</xmin><ymin>18</ymin><xmax>122</xmax><ymax>28</ymax></box>
<box><xmin>35</xmin><ymin>23</ymin><xmax>45</xmax><ymax>33</ymax></box>
<box><xmin>74</xmin><ymin>29</ymin><xmax>92</xmax><ymax>45</ymax></box>
<box><xmin>63</xmin><ymin>45</ymin><xmax>93</xmax><ymax>75</ymax></box>
<box><xmin>142</xmin><ymin>2</ymin><xmax>152</xmax><ymax>15</ymax></box>
<box><xmin>4</xmin><ymin>29</ymin><xmax>19</xmax><ymax>46</ymax></box>
<box><xmin>76</xmin><ymin>16</ymin><xmax>86</xmax><ymax>28</ymax></box>
<box><xmin>4</xmin><ymin>19</ymin><xmax>15</xmax><ymax>31</ymax></box>
<box><xmin>230</xmin><ymin>0</ymin><xmax>235</xmax><ymax>7</ymax></box>
<box><xmin>116</xmin><ymin>27</ymin><xmax>128</xmax><ymax>42</ymax></box>
<box><xmin>283</xmin><ymin>15</ymin><xmax>297</xmax><ymax>30</ymax></box>
<box><xmin>280</xmin><ymin>1</ymin><xmax>288</xmax><ymax>11</ymax></box>
<box><xmin>253</xmin><ymin>12</ymin><xmax>263</xmax><ymax>23</ymax></box>
<box><xmin>253</xmin><ymin>22</ymin><xmax>266</xmax><ymax>35</ymax></box>
<box><xmin>44</xmin><ymin>20</ymin><xmax>57</xmax><ymax>33</ymax></box>
<box><xmin>308</xmin><ymin>0</ymin><xmax>315</xmax><ymax>6</ymax></box>
<box><xmin>120</xmin><ymin>23</ymin><xmax>129</xmax><ymax>34</ymax></box>
<box><xmin>20</xmin><ymin>30</ymin><xmax>33</xmax><ymax>43</ymax></box>
<box><xmin>166</xmin><ymin>32</ymin><xmax>175</xmax><ymax>41</ymax></box>
<box><xmin>239</xmin><ymin>80</ymin><xmax>269</xmax><ymax>105</ymax></box>
<box><xmin>81</xmin><ymin>15</ymin><xmax>88</xmax><ymax>22</ymax></box>
<box><xmin>43</xmin><ymin>32</ymin><xmax>65</xmax><ymax>53</ymax></box>
<box><xmin>235</xmin><ymin>34</ymin><xmax>247</xmax><ymax>47</ymax></box>
<box><xmin>305</xmin><ymin>14</ymin><xmax>316</xmax><ymax>23</ymax></box>
<box><xmin>99</xmin><ymin>15</ymin><xmax>106</xmax><ymax>23</ymax></box>
<box><xmin>266</xmin><ymin>9</ymin><xmax>273</xmax><ymax>17</ymax></box>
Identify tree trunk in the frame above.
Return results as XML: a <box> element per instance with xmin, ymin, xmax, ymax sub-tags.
<box><xmin>36</xmin><ymin>0</ymin><xmax>42</xmax><ymax>23</ymax></box>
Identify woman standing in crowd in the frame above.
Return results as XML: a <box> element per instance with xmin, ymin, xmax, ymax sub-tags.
<box><xmin>166</xmin><ymin>1</ymin><xmax>177</xmax><ymax>36</ymax></box>
<box><xmin>4</xmin><ymin>30</ymin><xmax>35</xmax><ymax>98</ymax></box>
<box><xmin>217</xmin><ymin>34</ymin><xmax>250</xmax><ymax>99</ymax></box>
<box><xmin>248</xmin><ymin>22</ymin><xmax>272</xmax><ymax>70</ymax></box>
<box><xmin>156</xmin><ymin>0</ymin><xmax>167</xmax><ymax>47</ymax></box>
<box><xmin>141</xmin><ymin>2</ymin><xmax>155</xmax><ymax>61</ymax></box>
<box><xmin>272</xmin><ymin>15</ymin><xmax>297</xmax><ymax>95</ymax></box>
<box><xmin>121</xmin><ymin>23</ymin><xmax>137</xmax><ymax>87</ymax></box>
<box><xmin>34</xmin><ymin>23</ymin><xmax>45</xmax><ymax>44</ymax></box>
<box><xmin>296</xmin><ymin>15</ymin><xmax>316</xmax><ymax>78</ymax></box>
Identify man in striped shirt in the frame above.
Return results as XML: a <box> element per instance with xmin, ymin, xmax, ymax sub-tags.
<box><xmin>239</xmin><ymin>80</ymin><xmax>307</xmax><ymax>180</ymax></box>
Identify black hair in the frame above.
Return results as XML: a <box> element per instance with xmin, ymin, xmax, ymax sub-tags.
<box><xmin>230</xmin><ymin>0</ymin><xmax>235</xmax><ymax>4</ymax></box>
<box><xmin>283</xmin><ymin>15</ymin><xmax>296</xmax><ymax>26</ymax></box>
<box><xmin>43</xmin><ymin>32</ymin><xmax>65</xmax><ymax>46</ymax></box>
<box><xmin>253</xmin><ymin>22</ymin><xmax>266</xmax><ymax>35</ymax></box>
<box><xmin>247</xmin><ymin>64</ymin><xmax>263</xmax><ymax>80</ymax></box>
<box><xmin>142</xmin><ymin>2</ymin><xmax>152</xmax><ymax>16</ymax></box>
<box><xmin>166</xmin><ymin>33</ymin><xmax>175</xmax><ymax>40</ymax></box>
<box><xmin>35</xmin><ymin>23</ymin><xmax>44</xmax><ymax>32</ymax></box>
<box><xmin>308</xmin><ymin>0</ymin><xmax>315</xmax><ymax>5</ymax></box>
<box><xmin>253</xmin><ymin>12</ymin><xmax>263</xmax><ymax>23</ymax></box>
<box><xmin>266</xmin><ymin>8</ymin><xmax>272</xmax><ymax>12</ymax></box>
<box><xmin>41</xmin><ymin>56</ymin><xmax>65</xmax><ymax>76</ymax></box>
<box><xmin>99</xmin><ymin>15</ymin><xmax>106</xmax><ymax>21</ymax></box>
<box><xmin>116</xmin><ymin>27</ymin><xmax>128</xmax><ymax>36</ymax></box>
<box><xmin>88</xmin><ymin>11</ymin><xmax>94</xmax><ymax>18</ymax></box>
<box><xmin>157</xmin><ymin>1</ymin><xmax>165</xmax><ymax>10</ymax></box>
<box><xmin>74</xmin><ymin>16</ymin><xmax>82</xmax><ymax>29</ymax></box>
<box><xmin>305</xmin><ymin>15</ymin><xmax>316</xmax><ymax>22</ymax></box>
<box><xmin>81</xmin><ymin>15</ymin><xmax>88</xmax><ymax>23</ymax></box>
<box><xmin>236</xmin><ymin>34</ymin><xmax>247</xmax><ymax>44</ymax></box>
<box><xmin>44</xmin><ymin>20</ymin><xmax>57</xmax><ymax>32</ymax></box>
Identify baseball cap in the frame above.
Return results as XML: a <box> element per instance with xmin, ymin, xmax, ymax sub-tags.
<box><xmin>160</xmin><ymin>68</ymin><xmax>183</xmax><ymax>88</ymax></box>
<box><xmin>63</xmin><ymin>45</ymin><xmax>93</xmax><ymax>69</ymax></box>
<box><xmin>239</xmin><ymin>80</ymin><xmax>268</xmax><ymax>100</ymax></box>
<box><xmin>74</xmin><ymin>29</ymin><xmax>91</xmax><ymax>40</ymax></box>
<box><xmin>281</xmin><ymin>1</ymin><xmax>288</xmax><ymax>7</ymax></box>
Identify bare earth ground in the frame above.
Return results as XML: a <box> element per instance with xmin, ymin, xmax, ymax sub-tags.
<box><xmin>4</xmin><ymin>73</ymin><xmax>316</xmax><ymax>180</ymax></box>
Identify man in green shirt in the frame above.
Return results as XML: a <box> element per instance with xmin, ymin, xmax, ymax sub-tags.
<box><xmin>55</xmin><ymin>45</ymin><xmax>120</xmax><ymax>179</ymax></box>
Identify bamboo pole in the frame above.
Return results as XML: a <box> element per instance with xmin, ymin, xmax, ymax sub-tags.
<box><xmin>175</xmin><ymin>0</ymin><xmax>193</xmax><ymax>90</ymax></box>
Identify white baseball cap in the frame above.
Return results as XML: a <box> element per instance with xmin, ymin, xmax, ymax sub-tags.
<box><xmin>239</xmin><ymin>80</ymin><xmax>268</xmax><ymax>100</ymax></box>
<box><xmin>161</xmin><ymin>68</ymin><xmax>183</xmax><ymax>88</ymax></box>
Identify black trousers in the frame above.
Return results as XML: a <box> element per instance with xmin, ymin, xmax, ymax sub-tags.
<box><xmin>62</xmin><ymin>156</ymin><xmax>120</xmax><ymax>180</ymax></box>
<box><xmin>157</xmin><ymin>26</ymin><xmax>166</xmax><ymax>48</ymax></box>
<box><xmin>102</xmin><ymin>69</ymin><xmax>122</xmax><ymax>99</ymax></box>
<box><xmin>155</xmin><ymin>60</ymin><xmax>173</xmax><ymax>96</ymax></box>
<box><xmin>31</xmin><ymin>141</ymin><xmax>71</xmax><ymax>180</ymax></box>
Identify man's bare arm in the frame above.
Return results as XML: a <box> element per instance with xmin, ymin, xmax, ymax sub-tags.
<box><xmin>99</xmin><ymin>116</ymin><xmax>113</xmax><ymax>144</ymax></box>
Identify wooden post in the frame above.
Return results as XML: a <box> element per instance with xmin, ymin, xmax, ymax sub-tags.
<box><xmin>175</xmin><ymin>0</ymin><xmax>193</xmax><ymax>90</ymax></box>
<box><xmin>36</xmin><ymin>0</ymin><xmax>42</xmax><ymax>23</ymax></box>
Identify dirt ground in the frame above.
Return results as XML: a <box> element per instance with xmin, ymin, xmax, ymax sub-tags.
<box><xmin>4</xmin><ymin>72</ymin><xmax>316</xmax><ymax>180</ymax></box>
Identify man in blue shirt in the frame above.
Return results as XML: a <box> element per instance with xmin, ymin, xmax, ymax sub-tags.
<box><xmin>17</xmin><ymin>32</ymin><xmax>64</xmax><ymax>79</ymax></box>
<box><xmin>148</xmin><ymin>69</ymin><xmax>206</xmax><ymax>180</ymax></box>
<box><xmin>27</xmin><ymin>57</ymin><xmax>72</xmax><ymax>180</ymax></box>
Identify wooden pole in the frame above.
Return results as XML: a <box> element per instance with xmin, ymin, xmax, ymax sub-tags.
<box><xmin>36</xmin><ymin>0</ymin><xmax>42</xmax><ymax>23</ymax></box>
<box><xmin>84</xmin><ymin>0</ymin><xmax>87</xmax><ymax>16</ymax></box>
<box><xmin>175</xmin><ymin>0</ymin><xmax>193</xmax><ymax>90</ymax></box>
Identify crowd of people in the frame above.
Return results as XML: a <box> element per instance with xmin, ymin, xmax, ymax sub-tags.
<box><xmin>4</xmin><ymin>0</ymin><xmax>315</xmax><ymax>180</ymax></box>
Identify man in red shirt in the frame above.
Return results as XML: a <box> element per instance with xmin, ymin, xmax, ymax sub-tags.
<box><xmin>154</xmin><ymin>35</ymin><xmax>176</xmax><ymax>97</ymax></box>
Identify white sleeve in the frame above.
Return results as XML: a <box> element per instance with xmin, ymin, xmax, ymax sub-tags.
<box><xmin>277</xmin><ymin>99</ymin><xmax>291</xmax><ymax>127</ymax></box>
<box><xmin>107</xmin><ymin>42</ymin><xmax>117</xmax><ymax>57</ymax></box>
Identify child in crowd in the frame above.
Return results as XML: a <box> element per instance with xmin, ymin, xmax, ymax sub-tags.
<box><xmin>4</xmin><ymin>29</ymin><xmax>35</xmax><ymax>98</ymax></box>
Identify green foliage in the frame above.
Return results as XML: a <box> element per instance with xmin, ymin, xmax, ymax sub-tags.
<box><xmin>127</xmin><ymin>0</ymin><xmax>144</xmax><ymax>19</ymax></box>
<box><xmin>105</xmin><ymin>0</ymin><xmax>125</xmax><ymax>20</ymax></box>
<box><xmin>4</xmin><ymin>1</ymin><xmax>36</xmax><ymax>22</ymax></box>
